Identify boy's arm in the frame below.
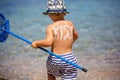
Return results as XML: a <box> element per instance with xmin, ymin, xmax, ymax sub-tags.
<box><xmin>73</xmin><ymin>27</ymin><xmax>79</xmax><ymax>43</ymax></box>
<box><xmin>31</xmin><ymin>25</ymin><xmax>53</xmax><ymax>48</ymax></box>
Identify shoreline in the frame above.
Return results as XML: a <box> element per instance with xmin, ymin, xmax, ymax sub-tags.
<box><xmin>0</xmin><ymin>52</ymin><xmax>120</xmax><ymax>80</ymax></box>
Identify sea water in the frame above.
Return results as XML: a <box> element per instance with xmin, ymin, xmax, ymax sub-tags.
<box><xmin>0</xmin><ymin>0</ymin><xmax>120</xmax><ymax>80</ymax></box>
<box><xmin>0</xmin><ymin>0</ymin><xmax>120</xmax><ymax>59</ymax></box>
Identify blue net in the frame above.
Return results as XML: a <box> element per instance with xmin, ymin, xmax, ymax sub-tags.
<box><xmin>0</xmin><ymin>13</ymin><xmax>9</xmax><ymax>42</ymax></box>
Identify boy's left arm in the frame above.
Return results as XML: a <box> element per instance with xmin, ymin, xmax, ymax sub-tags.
<box><xmin>31</xmin><ymin>26</ymin><xmax>53</xmax><ymax>48</ymax></box>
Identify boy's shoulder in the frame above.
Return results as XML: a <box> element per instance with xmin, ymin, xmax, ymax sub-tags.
<box><xmin>59</xmin><ymin>20</ymin><xmax>73</xmax><ymax>24</ymax></box>
<box><xmin>50</xmin><ymin>20</ymin><xmax>73</xmax><ymax>25</ymax></box>
<box><xmin>47</xmin><ymin>20</ymin><xmax>74</xmax><ymax>29</ymax></box>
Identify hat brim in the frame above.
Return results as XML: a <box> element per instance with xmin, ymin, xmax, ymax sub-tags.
<box><xmin>43</xmin><ymin>10</ymin><xmax>69</xmax><ymax>15</ymax></box>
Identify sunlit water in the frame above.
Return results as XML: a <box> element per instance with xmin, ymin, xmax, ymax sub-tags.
<box><xmin>0</xmin><ymin>0</ymin><xmax>120</xmax><ymax>57</ymax></box>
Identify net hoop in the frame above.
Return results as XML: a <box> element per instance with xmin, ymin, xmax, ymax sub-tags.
<box><xmin>0</xmin><ymin>13</ymin><xmax>10</xmax><ymax>42</ymax></box>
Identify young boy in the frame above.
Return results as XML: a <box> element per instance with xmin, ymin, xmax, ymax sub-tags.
<box><xmin>31</xmin><ymin>0</ymin><xmax>79</xmax><ymax>80</ymax></box>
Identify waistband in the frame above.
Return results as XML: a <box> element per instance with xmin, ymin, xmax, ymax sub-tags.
<box><xmin>53</xmin><ymin>51</ymin><xmax>73</xmax><ymax>56</ymax></box>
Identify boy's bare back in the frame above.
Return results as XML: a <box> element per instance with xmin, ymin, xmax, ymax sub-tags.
<box><xmin>48</xmin><ymin>20</ymin><xmax>78</xmax><ymax>54</ymax></box>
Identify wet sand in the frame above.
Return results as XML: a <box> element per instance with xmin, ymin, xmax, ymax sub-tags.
<box><xmin>0</xmin><ymin>52</ymin><xmax>120</xmax><ymax>80</ymax></box>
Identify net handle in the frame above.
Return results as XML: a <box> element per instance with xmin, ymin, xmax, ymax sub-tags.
<box><xmin>4</xmin><ymin>29</ymin><xmax>87</xmax><ymax>72</ymax></box>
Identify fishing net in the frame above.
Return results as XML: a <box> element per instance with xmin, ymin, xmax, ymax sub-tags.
<box><xmin>0</xmin><ymin>13</ymin><xmax>9</xmax><ymax>42</ymax></box>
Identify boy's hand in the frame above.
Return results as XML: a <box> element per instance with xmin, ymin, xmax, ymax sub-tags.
<box><xmin>31</xmin><ymin>41</ymin><xmax>38</xmax><ymax>48</ymax></box>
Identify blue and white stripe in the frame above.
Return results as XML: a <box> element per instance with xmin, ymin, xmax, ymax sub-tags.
<box><xmin>46</xmin><ymin>52</ymin><xmax>77</xmax><ymax>80</ymax></box>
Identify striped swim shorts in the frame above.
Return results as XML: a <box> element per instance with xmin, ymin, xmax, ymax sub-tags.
<box><xmin>46</xmin><ymin>52</ymin><xmax>77</xmax><ymax>80</ymax></box>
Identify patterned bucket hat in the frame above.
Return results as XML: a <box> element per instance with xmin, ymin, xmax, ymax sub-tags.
<box><xmin>43</xmin><ymin>0</ymin><xmax>69</xmax><ymax>15</ymax></box>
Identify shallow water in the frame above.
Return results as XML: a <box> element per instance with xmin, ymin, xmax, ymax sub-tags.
<box><xmin>0</xmin><ymin>0</ymin><xmax>120</xmax><ymax>80</ymax></box>
<box><xmin>0</xmin><ymin>0</ymin><xmax>120</xmax><ymax>56</ymax></box>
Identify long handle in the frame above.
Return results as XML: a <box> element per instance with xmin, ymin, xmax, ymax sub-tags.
<box><xmin>5</xmin><ymin>29</ymin><xmax>87</xmax><ymax>72</ymax></box>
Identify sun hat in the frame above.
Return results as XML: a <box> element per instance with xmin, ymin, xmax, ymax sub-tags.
<box><xmin>43</xmin><ymin>0</ymin><xmax>69</xmax><ymax>15</ymax></box>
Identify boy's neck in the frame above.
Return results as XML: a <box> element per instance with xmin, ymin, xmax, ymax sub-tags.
<box><xmin>53</xmin><ymin>18</ymin><xmax>65</xmax><ymax>22</ymax></box>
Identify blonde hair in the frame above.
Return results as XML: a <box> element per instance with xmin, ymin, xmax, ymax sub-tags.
<box><xmin>48</xmin><ymin>13</ymin><xmax>66</xmax><ymax>19</ymax></box>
